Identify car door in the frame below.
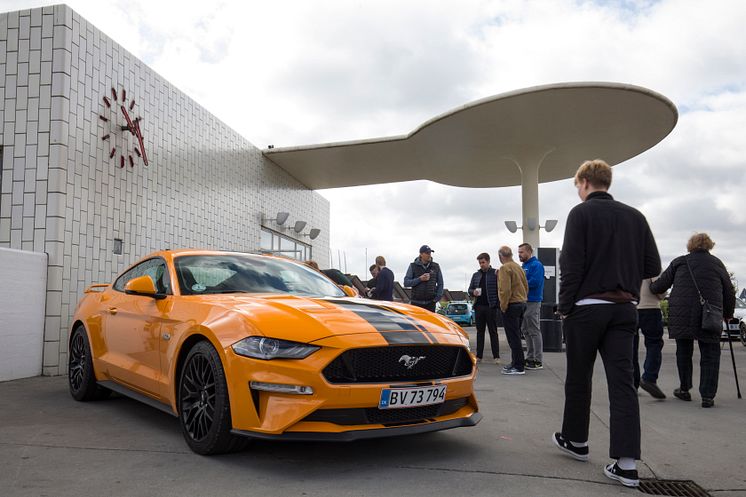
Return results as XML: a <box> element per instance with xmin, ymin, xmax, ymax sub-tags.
<box><xmin>103</xmin><ymin>258</ymin><xmax>173</xmax><ymax>399</ymax></box>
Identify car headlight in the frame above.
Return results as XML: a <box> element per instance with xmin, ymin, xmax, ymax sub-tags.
<box><xmin>232</xmin><ymin>336</ymin><xmax>320</xmax><ymax>360</ymax></box>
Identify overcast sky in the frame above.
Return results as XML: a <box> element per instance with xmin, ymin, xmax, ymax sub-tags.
<box><xmin>6</xmin><ymin>0</ymin><xmax>746</xmax><ymax>293</ymax></box>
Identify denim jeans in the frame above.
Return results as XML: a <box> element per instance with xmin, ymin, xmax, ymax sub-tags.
<box><xmin>633</xmin><ymin>308</ymin><xmax>664</xmax><ymax>386</ymax></box>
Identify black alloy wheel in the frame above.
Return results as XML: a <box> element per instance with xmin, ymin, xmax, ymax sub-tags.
<box><xmin>68</xmin><ymin>326</ymin><xmax>110</xmax><ymax>401</ymax></box>
<box><xmin>178</xmin><ymin>341</ymin><xmax>248</xmax><ymax>455</ymax></box>
<box><xmin>181</xmin><ymin>353</ymin><xmax>217</xmax><ymax>442</ymax></box>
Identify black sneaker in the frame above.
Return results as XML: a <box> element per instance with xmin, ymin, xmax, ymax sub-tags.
<box><xmin>551</xmin><ymin>432</ymin><xmax>589</xmax><ymax>461</ymax></box>
<box><xmin>640</xmin><ymin>379</ymin><xmax>666</xmax><ymax>399</ymax></box>
<box><xmin>525</xmin><ymin>361</ymin><xmax>543</xmax><ymax>370</ymax></box>
<box><xmin>673</xmin><ymin>388</ymin><xmax>692</xmax><ymax>401</ymax></box>
<box><xmin>604</xmin><ymin>462</ymin><xmax>639</xmax><ymax>487</ymax></box>
<box><xmin>702</xmin><ymin>398</ymin><xmax>715</xmax><ymax>408</ymax></box>
<box><xmin>502</xmin><ymin>366</ymin><xmax>525</xmax><ymax>375</ymax></box>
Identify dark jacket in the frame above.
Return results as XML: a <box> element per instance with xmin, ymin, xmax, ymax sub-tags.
<box><xmin>522</xmin><ymin>256</ymin><xmax>545</xmax><ymax>302</ymax></box>
<box><xmin>558</xmin><ymin>191</ymin><xmax>661</xmax><ymax>315</ymax></box>
<box><xmin>404</xmin><ymin>258</ymin><xmax>443</xmax><ymax>304</ymax></box>
<box><xmin>650</xmin><ymin>250</ymin><xmax>735</xmax><ymax>342</ymax></box>
<box><xmin>372</xmin><ymin>266</ymin><xmax>395</xmax><ymax>301</ymax></box>
<box><xmin>468</xmin><ymin>267</ymin><xmax>498</xmax><ymax>308</ymax></box>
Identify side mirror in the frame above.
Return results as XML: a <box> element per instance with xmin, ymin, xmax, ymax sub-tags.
<box><xmin>342</xmin><ymin>285</ymin><xmax>358</xmax><ymax>298</ymax></box>
<box><xmin>125</xmin><ymin>275</ymin><xmax>166</xmax><ymax>300</ymax></box>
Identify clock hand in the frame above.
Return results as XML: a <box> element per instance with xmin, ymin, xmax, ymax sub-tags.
<box><xmin>133</xmin><ymin>119</ymin><xmax>149</xmax><ymax>166</ymax></box>
<box><xmin>120</xmin><ymin>105</ymin><xmax>136</xmax><ymax>133</ymax></box>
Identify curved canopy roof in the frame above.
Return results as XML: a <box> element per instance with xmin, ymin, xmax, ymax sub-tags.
<box><xmin>263</xmin><ymin>82</ymin><xmax>678</xmax><ymax>189</ymax></box>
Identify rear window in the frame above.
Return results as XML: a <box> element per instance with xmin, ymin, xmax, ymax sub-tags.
<box><xmin>447</xmin><ymin>304</ymin><xmax>468</xmax><ymax>314</ymax></box>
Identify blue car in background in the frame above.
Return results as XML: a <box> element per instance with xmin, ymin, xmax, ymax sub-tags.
<box><xmin>445</xmin><ymin>301</ymin><xmax>474</xmax><ymax>326</ymax></box>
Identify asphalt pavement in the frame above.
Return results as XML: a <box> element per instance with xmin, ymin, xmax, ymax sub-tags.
<box><xmin>1</xmin><ymin>328</ymin><xmax>745</xmax><ymax>497</ymax></box>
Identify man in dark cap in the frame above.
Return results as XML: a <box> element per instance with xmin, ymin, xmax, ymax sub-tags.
<box><xmin>404</xmin><ymin>245</ymin><xmax>444</xmax><ymax>312</ymax></box>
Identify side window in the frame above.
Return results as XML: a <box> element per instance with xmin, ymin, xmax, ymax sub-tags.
<box><xmin>113</xmin><ymin>258</ymin><xmax>172</xmax><ymax>294</ymax></box>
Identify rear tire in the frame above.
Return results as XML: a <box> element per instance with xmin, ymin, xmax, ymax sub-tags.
<box><xmin>178</xmin><ymin>341</ymin><xmax>249</xmax><ymax>455</ymax></box>
<box><xmin>740</xmin><ymin>322</ymin><xmax>746</xmax><ymax>346</ymax></box>
<box><xmin>68</xmin><ymin>326</ymin><xmax>111</xmax><ymax>401</ymax></box>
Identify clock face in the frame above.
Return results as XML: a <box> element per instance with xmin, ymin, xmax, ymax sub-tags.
<box><xmin>98</xmin><ymin>86</ymin><xmax>149</xmax><ymax>168</ymax></box>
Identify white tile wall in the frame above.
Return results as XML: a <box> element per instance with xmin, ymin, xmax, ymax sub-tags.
<box><xmin>0</xmin><ymin>5</ymin><xmax>330</xmax><ymax>375</ymax></box>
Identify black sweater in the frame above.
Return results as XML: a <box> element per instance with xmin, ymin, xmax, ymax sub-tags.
<box><xmin>558</xmin><ymin>191</ymin><xmax>661</xmax><ymax>315</ymax></box>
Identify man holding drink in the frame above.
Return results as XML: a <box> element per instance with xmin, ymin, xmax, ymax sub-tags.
<box><xmin>468</xmin><ymin>253</ymin><xmax>500</xmax><ymax>363</ymax></box>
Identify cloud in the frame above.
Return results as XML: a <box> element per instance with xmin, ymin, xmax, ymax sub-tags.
<box><xmin>8</xmin><ymin>0</ymin><xmax>746</xmax><ymax>292</ymax></box>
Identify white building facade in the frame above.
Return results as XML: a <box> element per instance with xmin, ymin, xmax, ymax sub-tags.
<box><xmin>0</xmin><ymin>5</ymin><xmax>330</xmax><ymax>376</ymax></box>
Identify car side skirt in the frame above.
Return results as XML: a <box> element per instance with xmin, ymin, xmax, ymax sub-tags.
<box><xmin>98</xmin><ymin>380</ymin><xmax>177</xmax><ymax>417</ymax></box>
<box><xmin>230</xmin><ymin>412</ymin><xmax>482</xmax><ymax>442</ymax></box>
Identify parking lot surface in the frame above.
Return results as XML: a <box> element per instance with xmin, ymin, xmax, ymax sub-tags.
<box><xmin>2</xmin><ymin>329</ymin><xmax>745</xmax><ymax>497</ymax></box>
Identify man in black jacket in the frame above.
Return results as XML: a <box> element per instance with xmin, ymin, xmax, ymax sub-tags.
<box><xmin>468</xmin><ymin>252</ymin><xmax>500</xmax><ymax>363</ymax></box>
<box><xmin>371</xmin><ymin>255</ymin><xmax>395</xmax><ymax>301</ymax></box>
<box><xmin>404</xmin><ymin>245</ymin><xmax>443</xmax><ymax>312</ymax></box>
<box><xmin>551</xmin><ymin>160</ymin><xmax>661</xmax><ymax>489</ymax></box>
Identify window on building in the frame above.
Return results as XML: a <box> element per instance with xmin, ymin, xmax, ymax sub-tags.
<box><xmin>259</xmin><ymin>227</ymin><xmax>311</xmax><ymax>262</ymax></box>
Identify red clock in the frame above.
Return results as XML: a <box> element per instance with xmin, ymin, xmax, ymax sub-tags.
<box><xmin>98</xmin><ymin>87</ymin><xmax>149</xmax><ymax>167</ymax></box>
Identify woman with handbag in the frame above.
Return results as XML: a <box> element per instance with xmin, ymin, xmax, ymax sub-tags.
<box><xmin>650</xmin><ymin>233</ymin><xmax>735</xmax><ymax>407</ymax></box>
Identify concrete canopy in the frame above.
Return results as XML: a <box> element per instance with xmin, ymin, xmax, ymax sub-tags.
<box><xmin>264</xmin><ymin>82</ymin><xmax>678</xmax><ymax>246</ymax></box>
<box><xmin>264</xmin><ymin>82</ymin><xmax>678</xmax><ymax>189</ymax></box>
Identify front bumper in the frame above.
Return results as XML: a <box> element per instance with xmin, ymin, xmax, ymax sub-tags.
<box><xmin>231</xmin><ymin>412</ymin><xmax>482</xmax><ymax>441</ymax></box>
<box><xmin>223</xmin><ymin>332</ymin><xmax>478</xmax><ymax>437</ymax></box>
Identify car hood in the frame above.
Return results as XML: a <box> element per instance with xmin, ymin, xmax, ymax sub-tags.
<box><xmin>211</xmin><ymin>294</ymin><xmax>463</xmax><ymax>343</ymax></box>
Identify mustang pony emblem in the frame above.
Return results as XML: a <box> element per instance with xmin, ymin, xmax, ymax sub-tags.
<box><xmin>398</xmin><ymin>355</ymin><xmax>426</xmax><ymax>369</ymax></box>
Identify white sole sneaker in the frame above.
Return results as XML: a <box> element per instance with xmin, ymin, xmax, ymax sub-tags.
<box><xmin>603</xmin><ymin>463</ymin><xmax>640</xmax><ymax>487</ymax></box>
<box><xmin>551</xmin><ymin>433</ymin><xmax>589</xmax><ymax>461</ymax></box>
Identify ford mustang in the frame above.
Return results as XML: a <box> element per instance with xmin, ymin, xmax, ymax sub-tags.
<box><xmin>68</xmin><ymin>250</ymin><xmax>480</xmax><ymax>454</ymax></box>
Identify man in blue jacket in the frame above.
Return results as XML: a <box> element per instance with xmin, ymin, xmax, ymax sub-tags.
<box><xmin>519</xmin><ymin>243</ymin><xmax>545</xmax><ymax>369</ymax></box>
<box><xmin>468</xmin><ymin>253</ymin><xmax>500</xmax><ymax>363</ymax></box>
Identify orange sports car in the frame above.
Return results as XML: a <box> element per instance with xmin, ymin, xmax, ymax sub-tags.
<box><xmin>68</xmin><ymin>250</ymin><xmax>480</xmax><ymax>454</ymax></box>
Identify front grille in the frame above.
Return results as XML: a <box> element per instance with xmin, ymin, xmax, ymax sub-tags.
<box><xmin>304</xmin><ymin>398</ymin><xmax>469</xmax><ymax>426</ymax></box>
<box><xmin>323</xmin><ymin>345</ymin><xmax>472</xmax><ymax>384</ymax></box>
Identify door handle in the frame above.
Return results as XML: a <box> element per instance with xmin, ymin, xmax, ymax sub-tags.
<box><xmin>108</xmin><ymin>307</ymin><xmax>118</xmax><ymax>315</ymax></box>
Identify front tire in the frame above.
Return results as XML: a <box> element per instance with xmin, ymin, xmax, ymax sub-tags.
<box><xmin>68</xmin><ymin>326</ymin><xmax>110</xmax><ymax>401</ymax></box>
<box><xmin>178</xmin><ymin>341</ymin><xmax>248</xmax><ymax>455</ymax></box>
<box><xmin>740</xmin><ymin>321</ymin><xmax>746</xmax><ymax>347</ymax></box>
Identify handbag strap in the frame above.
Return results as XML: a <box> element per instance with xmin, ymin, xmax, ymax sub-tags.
<box><xmin>684</xmin><ymin>255</ymin><xmax>706</xmax><ymax>305</ymax></box>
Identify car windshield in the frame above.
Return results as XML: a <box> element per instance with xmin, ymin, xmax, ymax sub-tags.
<box><xmin>736</xmin><ymin>298</ymin><xmax>746</xmax><ymax>309</ymax></box>
<box><xmin>174</xmin><ymin>254</ymin><xmax>345</xmax><ymax>297</ymax></box>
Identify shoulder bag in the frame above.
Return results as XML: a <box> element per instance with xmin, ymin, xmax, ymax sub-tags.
<box><xmin>684</xmin><ymin>256</ymin><xmax>723</xmax><ymax>334</ymax></box>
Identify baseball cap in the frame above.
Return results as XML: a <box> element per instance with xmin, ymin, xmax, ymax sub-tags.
<box><xmin>419</xmin><ymin>245</ymin><xmax>434</xmax><ymax>254</ymax></box>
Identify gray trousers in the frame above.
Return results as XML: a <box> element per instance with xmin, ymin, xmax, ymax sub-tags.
<box><xmin>521</xmin><ymin>301</ymin><xmax>543</xmax><ymax>362</ymax></box>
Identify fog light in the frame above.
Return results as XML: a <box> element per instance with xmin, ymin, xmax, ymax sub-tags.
<box><xmin>249</xmin><ymin>381</ymin><xmax>314</xmax><ymax>395</ymax></box>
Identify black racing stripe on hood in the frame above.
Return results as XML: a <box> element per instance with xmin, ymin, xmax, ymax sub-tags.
<box><xmin>378</xmin><ymin>304</ymin><xmax>441</xmax><ymax>345</ymax></box>
<box><xmin>380</xmin><ymin>331</ymin><xmax>432</xmax><ymax>345</ymax></box>
<box><xmin>325</xmin><ymin>299</ymin><xmax>430</xmax><ymax>343</ymax></box>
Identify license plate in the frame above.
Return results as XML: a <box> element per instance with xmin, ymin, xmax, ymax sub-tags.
<box><xmin>379</xmin><ymin>385</ymin><xmax>447</xmax><ymax>409</ymax></box>
<box><xmin>727</xmin><ymin>323</ymin><xmax>740</xmax><ymax>331</ymax></box>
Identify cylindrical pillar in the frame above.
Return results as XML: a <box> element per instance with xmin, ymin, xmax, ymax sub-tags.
<box><xmin>514</xmin><ymin>148</ymin><xmax>554</xmax><ymax>248</ymax></box>
<box><xmin>521</xmin><ymin>162</ymin><xmax>540</xmax><ymax>248</ymax></box>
